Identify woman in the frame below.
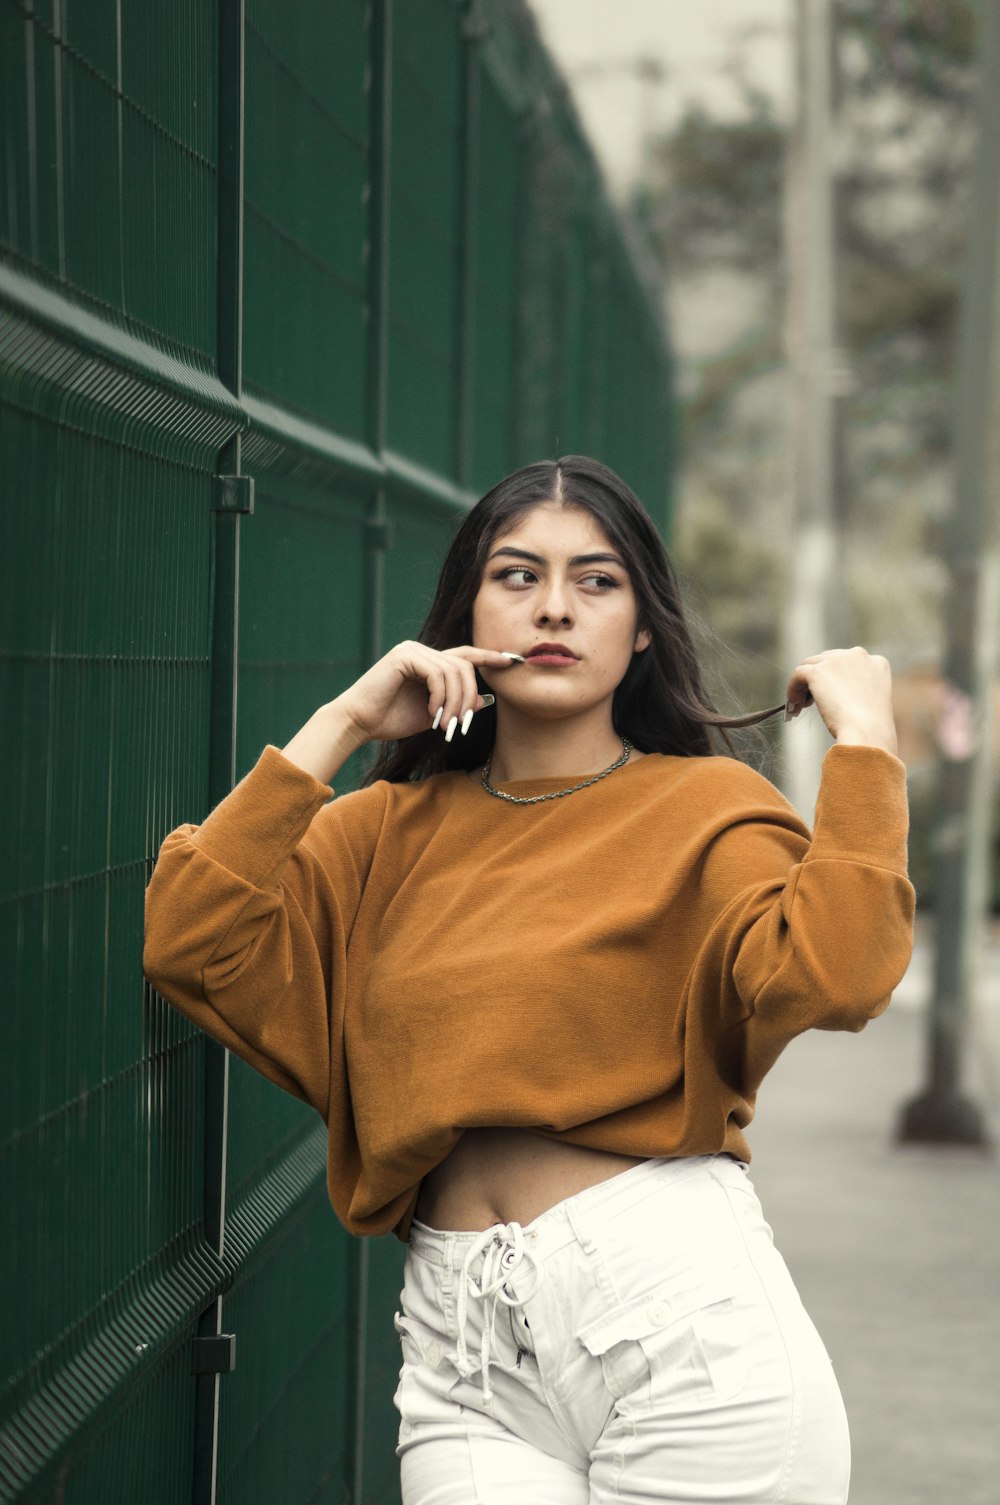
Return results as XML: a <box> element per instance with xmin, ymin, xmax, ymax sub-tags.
<box><xmin>144</xmin><ymin>455</ymin><xmax>914</xmax><ymax>1504</ymax></box>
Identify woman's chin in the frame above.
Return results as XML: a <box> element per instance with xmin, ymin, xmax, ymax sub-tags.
<box><xmin>494</xmin><ymin>689</ymin><xmax>613</xmax><ymax>723</ymax></box>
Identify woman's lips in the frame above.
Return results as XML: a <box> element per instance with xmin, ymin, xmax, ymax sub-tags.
<box><xmin>525</xmin><ymin>649</ymin><xmax>579</xmax><ymax>666</ymax></box>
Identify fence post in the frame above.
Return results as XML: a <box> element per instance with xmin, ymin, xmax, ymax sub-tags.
<box><xmin>352</xmin><ymin>5</ymin><xmax>395</xmax><ymax>1501</ymax></box>
<box><xmin>455</xmin><ymin>0</ymin><xmax>485</xmax><ymax>489</ymax></box>
<box><xmin>193</xmin><ymin>1</ymin><xmax>250</xmax><ymax>1501</ymax></box>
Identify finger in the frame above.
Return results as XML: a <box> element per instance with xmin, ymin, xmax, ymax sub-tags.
<box><xmin>786</xmin><ymin>666</ymin><xmax>814</xmax><ymax>697</ymax></box>
<box><xmin>438</xmin><ymin>647</ymin><xmax>521</xmax><ymax>736</ymax></box>
<box><xmin>438</xmin><ymin>660</ymin><xmax>467</xmax><ymax>742</ymax></box>
<box><xmin>442</xmin><ymin>645</ymin><xmax>526</xmax><ymax>667</ymax></box>
<box><xmin>785</xmin><ymin>666</ymin><xmax>816</xmax><ymax>717</ymax></box>
<box><xmin>409</xmin><ymin>648</ymin><xmax>467</xmax><ymax>733</ymax></box>
<box><xmin>784</xmin><ymin>693</ymin><xmax>814</xmax><ymax>721</ymax></box>
<box><xmin>460</xmin><ymin>665</ymin><xmax>500</xmax><ymax>734</ymax></box>
<box><xmin>425</xmin><ymin>666</ymin><xmax>448</xmax><ymax>730</ymax></box>
<box><xmin>458</xmin><ymin>662</ymin><xmax>493</xmax><ymax>733</ymax></box>
<box><xmin>451</xmin><ymin>658</ymin><xmax>476</xmax><ymax>737</ymax></box>
<box><xmin>439</xmin><ymin>659</ymin><xmax>471</xmax><ymax>741</ymax></box>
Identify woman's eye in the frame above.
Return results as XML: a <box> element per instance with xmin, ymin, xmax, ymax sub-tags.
<box><xmin>497</xmin><ymin>567</ymin><xmax>537</xmax><ymax>586</ymax></box>
<box><xmin>493</xmin><ymin>566</ymin><xmax>620</xmax><ymax>591</ymax></box>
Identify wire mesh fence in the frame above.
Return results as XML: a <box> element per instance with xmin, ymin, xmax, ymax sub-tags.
<box><xmin>1</xmin><ymin>1</ymin><xmax>674</xmax><ymax>1500</ymax></box>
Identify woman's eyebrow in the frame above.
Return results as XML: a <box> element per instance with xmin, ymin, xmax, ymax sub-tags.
<box><xmin>488</xmin><ymin>546</ymin><xmax>626</xmax><ymax>567</ymax></box>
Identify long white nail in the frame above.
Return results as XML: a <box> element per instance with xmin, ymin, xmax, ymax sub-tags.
<box><xmin>432</xmin><ymin>707</ymin><xmax>443</xmax><ymax>730</ymax></box>
<box><xmin>444</xmin><ymin>715</ymin><xmax>458</xmax><ymax>742</ymax></box>
<box><xmin>481</xmin><ymin>694</ymin><xmax>495</xmax><ymax>708</ymax></box>
<box><xmin>460</xmin><ymin>709</ymin><xmax>474</xmax><ymax>737</ymax></box>
<box><xmin>500</xmin><ymin>652</ymin><xmax>525</xmax><ymax>662</ymax></box>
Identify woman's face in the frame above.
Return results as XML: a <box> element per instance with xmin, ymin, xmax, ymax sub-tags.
<box><xmin>471</xmin><ymin>501</ymin><xmax>650</xmax><ymax>723</ymax></box>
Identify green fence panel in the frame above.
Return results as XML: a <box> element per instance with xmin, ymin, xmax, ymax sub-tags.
<box><xmin>0</xmin><ymin>286</ymin><xmax>234</xmax><ymax>1503</ymax></box>
<box><xmin>357</xmin><ymin>1233</ymin><xmax>413</xmax><ymax>1505</ymax></box>
<box><xmin>242</xmin><ymin>0</ymin><xmax>369</xmax><ymax>431</ymax></box>
<box><xmin>34</xmin><ymin>1337</ymin><xmax>202</xmax><ymax>1505</ymax></box>
<box><xmin>2</xmin><ymin>1</ymin><xmax>674</xmax><ymax>1500</ymax></box>
<box><xmin>218</xmin><ymin>466</ymin><xmax>374</xmax><ymax>1501</ymax></box>
<box><xmin>471</xmin><ymin>61</ymin><xmax>519</xmax><ymax>493</ymax></box>
<box><xmin>0</xmin><ymin>0</ymin><xmax>217</xmax><ymax>362</ymax></box>
<box><xmin>382</xmin><ymin>491</ymin><xmax>459</xmax><ymax>645</ymax></box>
<box><xmin>232</xmin><ymin>472</ymin><xmax>371</xmax><ymax>771</ymax></box>
<box><xmin>226</xmin><ymin>467</ymin><xmax>372</xmax><ymax>1216</ymax></box>
<box><xmin>216</xmin><ymin>1191</ymin><xmax>356</xmax><ymax>1505</ymax></box>
<box><xmin>385</xmin><ymin>0</ymin><xmax>462</xmax><ymax>478</ymax></box>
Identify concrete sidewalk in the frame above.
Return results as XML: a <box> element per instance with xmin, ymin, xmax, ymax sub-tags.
<box><xmin>747</xmin><ymin>926</ymin><xmax>1000</xmax><ymax>1505</ymax></box>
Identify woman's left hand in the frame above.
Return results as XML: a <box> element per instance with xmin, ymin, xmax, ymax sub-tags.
<box><xmin>785</xmin><ymin>647</ymin><xmax>898</xmax><ymax>755</ymax></box>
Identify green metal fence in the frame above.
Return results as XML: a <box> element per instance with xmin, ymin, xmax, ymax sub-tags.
<box><xmin>1</xmin><ymin>1</ymin><xmax>674</xmax><ymax>1500</ymax></box>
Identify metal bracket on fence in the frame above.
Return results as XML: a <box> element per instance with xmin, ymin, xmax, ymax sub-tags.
<box><xmin>213</xmin><ymin>475</ymin><xmax>255</xmax><ymax>514</ymax></box>
<box><xmin>364</xmin><ymin>517</ymin><xmax>395</xmax><ymax>552</ymax></box>
<box><xmin>191</xmin><ymin>1333</ymin><xmax>237</xmax><ymax>1376</ymax></box>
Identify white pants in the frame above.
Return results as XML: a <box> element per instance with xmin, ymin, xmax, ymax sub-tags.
<box><xmin>393</xmin><ymin>1153</ymin><xmax>850</xmax><ymax>1504</ymax></box>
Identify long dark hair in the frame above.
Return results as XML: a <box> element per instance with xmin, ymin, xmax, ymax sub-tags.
<box><xmin>364</xmin><ymin>456</ymin><xmax>783</xmax><ymax>784</ymax></box>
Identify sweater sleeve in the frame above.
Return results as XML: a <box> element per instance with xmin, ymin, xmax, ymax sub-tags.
<box><xmin>142</xmin><ymin>744</ymin><xmax>386</xmax><ymax>1118</ymax></box>
<box><xmin>698</xmin><ymin>743</ymin><xmax>915</xmax><ymax>1091</ymax></box>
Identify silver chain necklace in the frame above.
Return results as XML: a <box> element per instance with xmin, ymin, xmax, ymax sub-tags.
<box><xmin>480</xmin><ymin>737</ymin><xmax>634</xmax><ymax>805</ymax></box>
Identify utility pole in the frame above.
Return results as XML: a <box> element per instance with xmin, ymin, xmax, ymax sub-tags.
<box><xmin>782</xmin><ymin>0</ymin><xmax>849</xmax><ymax>821</ymax></box>
<box><xmin>636</xmin><ymin>56</ymin><xmax>666</xmax><ymax>190</ymax></box>
<box><xmin>898</xmin><ymin>1</ymin><xmax>1000</xmax><ymax>1147</ymax></box>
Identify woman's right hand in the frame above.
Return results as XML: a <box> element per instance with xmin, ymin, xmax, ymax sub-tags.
<box><xmin>334</xmin><ymin>640</ymin><xmax>521</xmax><ymax>747</ymax></box>
<box><xmin>282</xmin><ymin>641</ymin><xmax>522</xmax><ymax>786</ymax></box>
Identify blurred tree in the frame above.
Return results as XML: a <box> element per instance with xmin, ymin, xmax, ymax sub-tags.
<box><xmin>837</xmin><ymin>0</ymin><xmax>975</xmax><ymax>491</ymax></box>
<box><xmin>632</xmin><ymin>93</ymin><xmax>788</xmax><ymax>719</ymax></box>
<box><xmin>634</xmin><ymin>0</ymin><xmax>977</xmax><ymax>715</ymax></box>
<box><xmin>633</xmin><ymin>0</ymin><xmax>1000</xmax><ymax>907</ymax></box>
<box><xmin>636</xmin><ymin>105</ymin><xmax>786</xmax><ymax>286</ymax></box>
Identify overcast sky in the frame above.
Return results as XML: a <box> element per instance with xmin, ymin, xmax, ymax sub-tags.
<box><xmin>528</xmin><ymin>0</ymin><xmax>793</xmax><ymax>195</ymax></box>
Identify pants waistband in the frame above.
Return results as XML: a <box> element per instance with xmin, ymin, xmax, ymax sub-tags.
<box><xmin>408</xmin><ymin>1153</ymin><xmax>736</xmax><ymax>1267</ymax></box>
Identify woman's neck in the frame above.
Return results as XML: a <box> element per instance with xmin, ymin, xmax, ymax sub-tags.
<box><xmin>486</xmin><ymin>709</ymin><xmax>632</xmax><ymax>783</ymax></box>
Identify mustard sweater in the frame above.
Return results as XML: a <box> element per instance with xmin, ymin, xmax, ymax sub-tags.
<box><xmin>142</xmin><ymin>742</ymin><xmax>915</xmax><ymax>1242</ymax></box>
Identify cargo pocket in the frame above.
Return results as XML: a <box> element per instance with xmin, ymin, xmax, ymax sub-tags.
<box><xmin>393</xmin><ymin>1309</ymin><xmax>450</xmax><ymax>1371</ymax></box>
<box><xmin>576</xmin><ymin>1272</ymin><xmax>750</xmax><ymax>1410</ymax></box>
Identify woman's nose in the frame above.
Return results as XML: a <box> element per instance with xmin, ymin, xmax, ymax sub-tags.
<box><xmin>536</xmin><ymin>574</ymin><xmax>575</xmax><ymax>623</ymax></box>
<box><xmin>534</xmin><ymin>587</ymin><xmax>572</xmax><ymax>625</ymax></box>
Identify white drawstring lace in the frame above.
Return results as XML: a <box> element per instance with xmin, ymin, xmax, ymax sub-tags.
<box><xmin>454</xmin><ymin>1222</ymin><xmax>543</xmax><ymax>1405</ymax></box>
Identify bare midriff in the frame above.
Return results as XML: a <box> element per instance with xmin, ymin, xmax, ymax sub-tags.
<box><xmin>412</xmin><ymin>1126</ymin><xmax>649</xmax><ymax>1233</ymax></box>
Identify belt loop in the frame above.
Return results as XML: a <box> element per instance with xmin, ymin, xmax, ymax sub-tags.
<box><xmin>565</xmin><ymin>1200</ymin><xmax>598</xmax><ymax>1255</ymax></box>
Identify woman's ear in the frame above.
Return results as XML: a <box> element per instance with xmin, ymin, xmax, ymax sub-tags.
<box><xmin>634</xmin><ymin>627</ymin><xmax>651</xmax><ymax>653</ymax></box>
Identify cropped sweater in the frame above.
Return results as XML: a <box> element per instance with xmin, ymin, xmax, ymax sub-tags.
<box><xmin>142</xmin><ymin>741</ymin><xmax>915</xmax><ymax>1243</ymax></box>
